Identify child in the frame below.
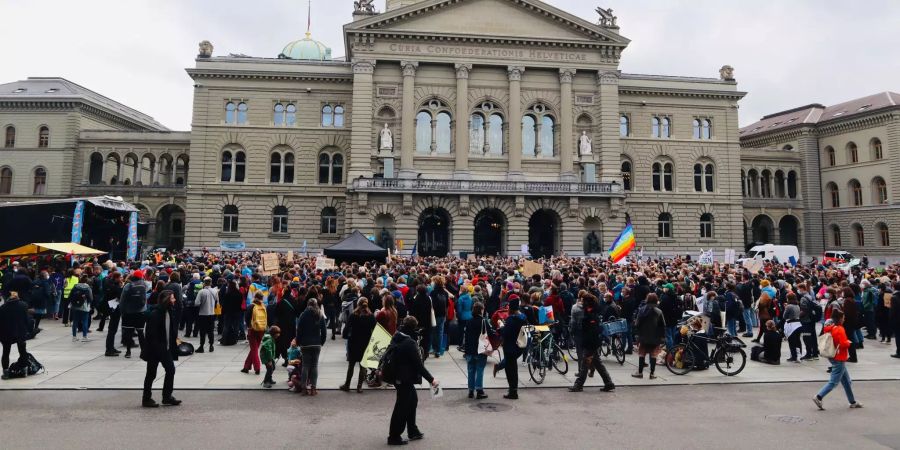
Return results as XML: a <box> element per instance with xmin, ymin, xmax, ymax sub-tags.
<box><xmin>260</xmin><ymin>325</ymin><xmax>280</xmax><ymax>388</ymax></box>
<box><xmin>286</xmin><ymin>339</ymin><xmax>302</xmax><ymax>387</ymax></box>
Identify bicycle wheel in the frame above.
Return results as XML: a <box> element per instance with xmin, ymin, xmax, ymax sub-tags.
<box><xmin>665</xmin><ymin>344</ymin><xmax>694</xmax><ymax>375</ymax></box>
<box><xmin>599</xmin><ymin>336</ymin><xmax>611</xmax><ymax>357</ymax></box>
<box><xmin>611</xmin><ymin>335</ymin><xmax>626</xmax><ymax>365</ymax></box>
<box><xmin>566</xmin><ymin>339</ymin><xmax>579</xmax><ymax>362</ymax></box>
<box><xmin>713</xmin><ymin>347</ymin><xmax>746</xmax><ymax>376</ymax></box>
<box><xmin>552</xmin><ymin>346</ymin><xmax>568</xmax><ymax>375</ymax></box>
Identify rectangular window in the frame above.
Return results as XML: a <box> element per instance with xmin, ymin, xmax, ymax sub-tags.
<box><xmin>272</xmin><ymin>216</ymin><xmax>288</xmax><ymax>234</ymax></box>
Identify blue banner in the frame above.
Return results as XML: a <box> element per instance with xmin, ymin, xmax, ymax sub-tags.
<box><xmin>71</xmin><ymin>200</ymin><xmax>85</xmax><ymax>243</ymax></box>
<box><xmin>126</xmin><ymin>211</ymin><xmax>138</xmax><ymax>260</ymax></box>
<box><xmin>219</xmin><ymin>240</ymin><xmax>246</xmax><ymax>251</ymax></box>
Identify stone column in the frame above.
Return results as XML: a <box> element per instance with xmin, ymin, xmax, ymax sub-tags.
<box><xmin>597</xmin><ymin>71</ymin><xmax>622</xmax><ymax>183</ymax></box>
<box><xmin>454</xmin><ymin>63</ymin><xmax>472</xmax><ymax>179</ymax></box>
<box><xmin>507</xmin><ymin>66</ymin><xmax>524</xmax><ymax>180</ymax></box>
<box><xmin>559</xmin><ymin>68</ymin><xmax>576</xmax><ymax>181</ymax></box>
<box><xmin>153</xmin><ymin>158</ymin><xmax>161</xmax><ymax>185</ymax></box>
<box><xmin>782</xmin><ymin>176</ymin><xmax>789</xmax><ymax>199</ymax></box>
<box><xmin>399</xmin><ymin>61</ymin><xmax>418</xmax><ymax>179</ymax></box>
<box><xmin>349</xmin><ymin>59</ymin><xmax>376</xmax><ymax>181</ymax></box>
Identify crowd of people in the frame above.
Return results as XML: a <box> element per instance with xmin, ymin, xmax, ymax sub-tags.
<box><xmin>2</xmin><ymin>250</ymin><xmax>899</xmax><ymax>442</ymax></box>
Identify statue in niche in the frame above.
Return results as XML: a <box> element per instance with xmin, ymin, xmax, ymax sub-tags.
<box><xmin>380</xmin><ymin>123</ymin><xmax>393</xmax><ymax>150</ymax></box>
<box><xmin>379</xmin><ymin>227</ymin><xmax>394</xmax><ymax>250</ymax></box>
<box><xmin>585</xmin><ymin>231</ymin><xmax>601</xmax><ymax>254</ymax></box>
<box><xmin>198</xmin><ymin>40</ymin><xmax>213</xmax><ymax>58</ymax></box>
<box><xmin>579</xmin><ymin>131</ymin><xmax>593</xmax><ymax>156</ymax></box>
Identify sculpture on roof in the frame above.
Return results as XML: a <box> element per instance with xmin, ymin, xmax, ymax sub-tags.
<box><xmin>719</xmin><ymin>65</ymin><xmax>735</xmax><ymax>81</ymax></box>
<box><xmin>198</xmin><ymin>40</ymin><xmax>214</xmax><ymax>58</ymax></box>
<box><xmin>354</xmin><ymin>0</ymin><xmax>376</xmax><ymax>13</ymax></box>
<box><xmin>595</xmin><ymin>7</ymin><xmax>617</xmax><ymax>28</ymax></box>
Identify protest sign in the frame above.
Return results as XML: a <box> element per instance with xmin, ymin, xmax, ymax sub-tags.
<box><xmin>362</xmin><ymin>324</ymin><xmax>393</xmax><ymax>369</ymax></box>
<box><xmin>315</xmin><ymin>257</ymin><xmax>335</xmax><ymax>271</ymax></box>
<box><xmin>260</xmin><ymin>253</ymin><xmax>279</xmax><ymax>275</ymax></box>
<box><xmin>522</xmin><ymin>260</ymin><xmax>543</xmax><ymax>278</ymax></box>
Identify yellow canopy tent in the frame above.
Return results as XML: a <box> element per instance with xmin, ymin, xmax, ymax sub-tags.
<box><xmin>0</xmin><ymin>242</ymin><xmax>107</xmax><ymax>257</ymax></box>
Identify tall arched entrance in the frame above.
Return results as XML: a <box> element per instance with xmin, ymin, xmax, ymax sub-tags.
<box><xmin>528</xmin><ymin>209</ymin><xmax>559</xmax><ymax>259</ymax></box>
<box><xmin>418</xmin><ymin>207</ymin><xmax>450</xmax><ymax>257</ymax></box>
<box><xmin>751</xmin><ymin>214</ymin><xmax>775</xmax><ymax>244</ymax></box>
<box><xmin>156</xmin><ymin>204</ymin><xmax>185</xmax><ymax>250</ymax></box>
<box><xmin>779</xmin><ymin>215</ymin><xmax>799</xmax><ymax>246</ymax></box>
<box><xmin>474</xmin><ymin>209</ymin><xmax>505</xmax><ymax>256</ymax></box>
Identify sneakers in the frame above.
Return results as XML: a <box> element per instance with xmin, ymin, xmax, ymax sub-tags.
<box><xmin>813</xmin><ymin>396</ymin><xmax>824</xmax><ymax>410</ymax></box>
<box><xmin>262</xmin><ymin>381</ymin><xmax>273</xmax><ymax>389</ymax></box>
<box><xmin>786</xmin><ymin>358</ymin><xmax>798</xmax><ymax>363</ymax></box>
<box><xmin>891</xmin><ymin>354</ymin><xmax>900</xmax><ymax>359</ymax></box>
<box><xmin>71</xmin><ymin>336</ymin><xmax>78</xmax><ymax>342</ymax></box>
<box><xmin>387</xmin><ymin>437</ymin><xmax>409</xmax><ymax>446</ymax></box>
<box><xmin>600</xmin><ymin>385</ymin><xmax>616</xmax><ymax>392</ymax></box>
<box><xmin>649</xmin><ymin>373</ymin><xmax>658</xmax><ymax>380</ymax></box>
<box><xmin>408</xmin><ymin>432</ymin><xmax>424</xmax><ymax>441</ymax></box>
<box><xmin>503</xmin><ymin>392</ymin><xmax>519</xmax><ymax>400</ymax></box>
<box><xmin>849</xmin><ymin>402</ymin><xmax>863</xmax><ymax>409</ymax></box>
<box><xmin>196</xmin><ymin>347</ymin><xmax>205</xmax><ymax>354</ymax></box>
<box><xmin>567</xmin><ymin>386</ymin><xmax>583</xmax><ymax>392</ymax></box>
<box><xmin>104</xmin><ymin>351</ymin><xmax>119</xmax><ymax>357</ymax></box>
<box><xmin>161</xmin><ymin>397</ymin><xmax>182</xmax><ymax>406</ymax></box>
<box><xmin>475</xmin><ymin>391</ymin><xmax>488</xmax><ymax>400</ymax></box>
<box><xmin>81</xmin><ymin>337</ymin><xmax>91</xmax><ymax>343</ymax></box>
<box><xmin>240</xmin><ymin>368</ymin><xmax>250</xmax><ymax>374</ymax></box>
<box><xmin>142</xmin><ymin>399</ymin><xmax>160</xmax><ymax>408</ymax></box>
<box><xmin>631</xmin><ymin>371</ymin><xmax>643</xmax><ymax>379</ymax></box>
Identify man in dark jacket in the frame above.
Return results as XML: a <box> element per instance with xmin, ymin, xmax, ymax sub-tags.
<box><xmin>142</xmin><ymin>289</ymin><xmax>180</xmax><ymax>408</ymax></box>
<box><xmin>658</xmin><ymin>285</ymin><xmax>681</xmax><ymax>350</ymax></box>
<box><xmin>388</xmin><ymin>316</ymin><xmax>438</xmax><ymax>446</ymax></box>
<box><xmin>891</xmin><ymin>284</ymin><xmax>900</xmax><ymax>359</ymax></box>
<box><xmin>0</xmin><ymin>292</ymin><xmax>30</xmax><ymax>378</ymax></box>
<box><xmin>736</xmin><ymin>275</ymin><xmax>755</xmax><ymax>337</ymax></box>
<box><xmin>119</xmin><ymin>272</ymin><xmax>147</xmax><ymax>359</ymax></box>
<box><xmin>632</xmin><ymin>293</ymin><xmax>666</xmax><ymax>379</ymax></box>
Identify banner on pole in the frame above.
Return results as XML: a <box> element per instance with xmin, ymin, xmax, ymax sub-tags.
<box><xmin>71</xmin><ymin>200</ymin><xmax>85</xmax><ymax>244</ymax></box>
<box><xmin>126</xmin><ymin>211</ymin><xmax>138</xmax><ymax>260</ymax></box>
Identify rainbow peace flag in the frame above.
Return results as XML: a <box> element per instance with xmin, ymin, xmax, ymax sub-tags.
<box><xmin>608</xmin><ymin>218</ymin><xmax>636</xmax><ymax>263</ymax></box>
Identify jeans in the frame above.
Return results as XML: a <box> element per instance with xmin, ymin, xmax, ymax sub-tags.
<box><xmin>664</xmin><ymin>326</ymin><xmax>677</xmax><ymax>351</ymax></box>
<box><xmin>817</xmin><ymin>360</ymin><xmax>856</xmax><ymax>404</ymax></box>
<box><xmin>389</xmin><ymin>383</ymin><xmax>420</xmax><ymax>440</ymax></box>
<box><xmin>431</xmin><ymin>316</ymin><xmax>446</xmax><ymax>355</ymax></box>
<box><xmin>51</xmin><ymin>290</ymin><xmax>61</xmax><ymax>316</ymax></box>
<box><xmin>742</xmin><ymin>308</ymin><xmax>757</xmax><ymax>335</ymax></box>
<box><xmin>465</xmin><ymin>354</ymin><xmax>487</xmax><ymax>392</ymax></box>
<box><xmin>726</xmin><ymin>318</ymin><xmax>738</xmax><ymax>337</ymax></box>
<box><xmin>71</xmin><ymin>310</ymin><xmax>90</xmax><ymax>338</ymax></box>
<box><xmin>263</xmin><ymin>361</ymin><xmax>275</xmax><ymax>384</ymax></box>
<box><xmin>143</xmin><ymin>354</ymin><xmax>175</xmax><ymax>401</ymax></box>
<box><xmin>300</xmin><ymin>345</ymin><xmax>322</xmax><ymax>389</ymax></box>
<box><xmin>624</xmin><ymin>322</ymin><xmax>635</xmax><ymax>351</ymax></box>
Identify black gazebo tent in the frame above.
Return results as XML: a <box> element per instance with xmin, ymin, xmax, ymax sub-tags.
<box><xmin>323</xmin><ymin>230</ymin><xmax>388</xmax><ymax>264</ymax></box>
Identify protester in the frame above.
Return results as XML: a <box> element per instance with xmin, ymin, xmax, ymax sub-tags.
<box><xmin>376</xmin><ymin>295</ymin><xmax>399</xmax><ymax>335</ymax></box>
<box><xmin>0</xmin><ymin>292</ymin><xmax>29</xmax><ymax>379</ymax></box>
<box><xmin>495</xmin><ymin>297</ymin><xmax>526</xmax><ymax>399</ymax></box>
<box><xmin>814</xmin><ymin>309</ymin><xmax>862</xmax><ymax>410</ymax></box>
<box><xmin>340</xmin><ymin>297</ymin><xmax>376</xmax><ymax>393</ymax></box>
<box><xmin>103</xmin><ymin>272</ymin><xmax>123</xmax><ymax>356</ymax></box>
<box><xmin>242</xmin><ymin>292</ymin><xmax>267</xmax><ymax>375</ymax></box>
<box><xmin>387</xmin><ymin>316</ymin><xmax>438</xmax><ymax>446</ymax></box>
<box><xmin>119</xmin><ymin>271</ymin><xmax>147</xmax><ymax>359</ymax></box>
<box><xmin>69</xmin><ymin>276</ymin><xmax>93</xmax><ymax>342</ymax></box>
<box><xmin>569</xmin><ymin>293</ymin><xmax>615</xmax><ymax>393</ymax></box>
<box><xmin>632</xmin><ymin>293</ymin><xmax>665</xmax><ymax>379</ymax></box>
<box><xmin>463</xmin><ymin>302</ymin><xmax>494</xmax><ymax>399</ymax></box>
<box><xmin>296</xmin><ymin>298</ymin><xmax>327</xmax><ymax>395</ymax></box>
<box><xmin>195</xmin><ymin>277</ymin><xmax>217</xmax><ymax>353</ymax></box>
<box><xmin>260</xmin><ymin>325</ymin><xmax>279</xmax><ymax>388</ymax></box>
<box><xmin>142</xmin><ymin>289</ymin><xmax>180</xmax><ymax>407</ymax></box>
<box><xmin>750</xmin><ymin>320</ymin><xmax>781</xmax><ymax>364</ymax></box>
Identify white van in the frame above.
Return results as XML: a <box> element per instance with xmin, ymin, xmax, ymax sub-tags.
<box><xmin>741</xmin><ymin>244</ymin><xmax>800</xmax><ymax>265</ymax></box>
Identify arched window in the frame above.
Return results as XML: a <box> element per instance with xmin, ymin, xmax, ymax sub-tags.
<box><xmin>522</xmin><ymin>115</ymin><xmax>536</xmax><ymax>156</ymax></box>
<box><xmin>272</xmin><ymin>206</ymin><xmax>288</xmax><ymax>234</ymax></box>
<box><xmin>38</xmin><ymin>126</ymin><xmax>49</xmax><ymax>147</ymax></box>
<box><xmin>760</xmin><ymin>170</ymin><xmax>772</xmax><ymax>198</ymax></box>
<box><xmin>320</xmin><ymin>207</ymin><xmax>337</xmax><ymax>234</ymax></box>
<box><xmin>89</xmin><ymin>152</ymin><xmax>104</xmax><ymax>185</ymax></box>
<box><xmin>700</xmin><ymin>213</ymin><xmax>714</xmax><ymax>239</ymax></box>
<box><xmin>748</xmin><ymin>169</ymin><xmax>760</xmax><ymax>197</ymax></box>
<box><xmin>331</xmin><ymin>154</ymin><xmax>343</xmax><ymax>185</ymax></box>
<box><xmin>470</xmin><ymin>113</ymin><xmax>486</xmax><ymax>154</ymax></box>
<box><xmin>436</xmin><ymin>112</ymin><xmax>452</xmax><ymax>154</ymax></box>
<box><xmin>692</xmin><ymin>119</ymin><xmax>701</xmax><ymax>139</ymax></box>
<box><xmin>222</xmin><ymin>205</ymin><xmax>239</xmax><ymax>233</ymax></box>
<box><xmin>4</xmin><ymin>126</ymin><xmax>14</xmax><ymax>148</ymax></box>
<box><xmin>661</xmin><ymin>117</ymin><xmax>671</xmax><ymax>138</ymax></box>
<box><xmin>33</xmin><ymin>167</ymin><xmax>47</xmax><ymax>195</ymax></box>
<box><xmin>322</xmin><ymin>105</ymin><xmax>334</xmax><ymax>127</ymax></box>
<box><xmin>334</xmin><ymin>106</ymin><xmax>345</xmax><ymax>128</ymax></box>
<box><xmin>701</xmin><ymin>119</ymin><xmax>712</xmax><ymax>139</ymax></box>
<box><xmin>825</xmin><ymin>146</ymin><xmax>836</xmax><ymax>166</ymax></box>
<box><xmin>847</xmin><ymin>142</ymin><xmax>858</xmax><ymax>163</ymax></box>
<box><xmin>318</xmin><ymin>153</ymin><xmax>330</xmax><ymax>184</ymax></box>
<box><xmin>873</xmin><ymin>177</ymin><xmax>888</xmax><ymax>204</ymax></box>
<box><xmin>274</xmin><ymin>103</ymin><xmax>297</xmax><ymax>127</ymax></box>
<box><xmin>318</xmin><ymin>152</ymin><xmax>343</xmax><ymax>185</ymax></box>
<box><xmin>415</xmin><ymin>111</ymin><xmax>432</xmax><ymax>153</ymax></box>
<box><xmin>878</xmin><ymin>223</ymin><xmax>890</xmax><ymax>247</ymax></box>
<box><xmin>621</xmin><ymin>160</ymin><xmax>632</xmax><ymax>191</ymax></box>
<box><xmin>658</xmin><ymin>213</ymin><xmax>672</xmax><ymax>238</ymax></box>
<box><xmin>283</xmin><ymin>152</ymin><xmax>294</xmax><ymax>183</ymax></box>
<box><xmin>0</xmin><ymin>167</ymin><xmax>11</xmax><ymax>194</ymax></box>
<box><xmin>236</xmin><ymin>102</ymin><xmax>248</xmax><ymax>124</ymax></box>
<box><xmin>488</xmin><ymin>113</ymin><xmax>503</xmax><ymax>155</ymax></box>
<box><xmin>774</xmin><ymin>171</ymin><xmax>786</xmax><ymax>198</ymax></box>
<box><xmin>225</xmin><ymin>102</ymin><xmax>236</xmax><ymax>124</ymax></box>
<box><xmin>827</xmin><ymin>183</ymin><xmax>840</xmax><ymax>208</ymax></box>
<box><xmin>269</xmin><ymin>152</ymin><xmax>282</xmax><ymax>183</ymax></box>
<box><xmin>831</xmin><ymin>225</ymin><xmax>842</xmax><ymax>247</ymax></box>
<box><xmin>849</xmin><ymin>179</ymin><xmax>863</xmax><ymax>206</ymax></box>
<box><xmin>539</xmin><ymin>115</ymin><xmax>555</xmax><ymax>157</ymax></box>
<box><xmin>286</xmin><ymin>103</ymin><xmax>297</xmax><ymax>126</ymax></box>
<box><xmin>663</xmin><ymin>162</ymin><xmax>674</xmax><ymax>191</ymax></box>
<box><xmin>273</xmin><ymin>103</ymin><xmax>285</xmax><ymax>126</ymax></box>
<box><xmin>694</xmin><ymin>163</ymin><xmax>714</xmax><ymax>192</ymax></box>
<box><xmin>694</xmin><ymin>164</ymin><xmax>703</xmax><ymax>192</ymax></box>
<box><xmin>221</xmin><ymin>151</ymin><xmax>232</xmax><ymax>182</ymax></box>
<box><xmin>234</xmin><ymin>151</ymin><xmax>245</xmax><ymax>182</ymax></box>
<box><xmin>871</xmin><ymin>138</ymin><xmax>883</xmax><ymax>160</ymax></box>
<box><xmin>852</xmin><ymin>223</ymin><xmax>865</xmax><ymax>247</ymax></box>
<box><xmin>787</xmin><ymin>171</ymin><xmax>798</xmax><ymax>199</ymax></box>
<box><xmin>651</xmin><ymin>117</ymin><xmax>660</xmax><ymax>138</ymax></box>
<box><xmin>704</xmin><ymin>164</ymin><xmax>714</xmax><ymax>192</ymax></box>
<box><xmin>652</xmin><ymin>163</ymin><xmax>662</xmax><ymax>191</ymax></box>
<box><xmin>619</xmin><ymin>115</ymin><xmax>629</xmax><ymax>137</ymax></box>
<box><xmin>220</xmin><ymin>149</ymin><xmax>246</xmax><ymax>182</ymax></box>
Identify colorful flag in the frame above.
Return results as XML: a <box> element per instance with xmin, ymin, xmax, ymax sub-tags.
<box><xmin>411</xmin><ymin>240</ymin><xmax>417</xmax><ymax>256</ymax></box>
<box><xmin>71</xmin><ymin>200</ymin><xmax>85</xmax><ymax>244</ymax></box>
<box><xmin>608</xmin><ymin>218</ymin><xmax>636</xmax><ymax>263</ymax></box>
<box><xmin>126</xmin><ymin>211</ymin><xmax>138</xmax><ymax>260</ymax></box>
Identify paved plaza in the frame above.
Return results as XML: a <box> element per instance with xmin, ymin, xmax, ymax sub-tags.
<box><xmin>3</xmin><ymin>322</ymin><xmax>899</xmax><ymax>391</ymax></box>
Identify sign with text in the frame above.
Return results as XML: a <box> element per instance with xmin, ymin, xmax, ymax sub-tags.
<box><xmin>315</xmin><ymin>257</ymin><xmax>335</xmax><ymax>271</ymax></box>
<box><xmin>522</xmin><ymin>260</ymin><xmax>543</xmax><ymax>278</ymax></box>
<box><xmin>260</xmin><ymin>253</ymin><xmax>280</xmax><ymax>275</ymax></box>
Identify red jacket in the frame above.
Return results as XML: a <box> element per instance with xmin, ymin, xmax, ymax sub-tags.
<box><xmin>543</xmin><ymin>294</ymin><xmax>566</xmax><ymax>321</ymax></box>
<box><xmin>824</xmin><ymin>324</ymin><xmax>851</xmax><ymax>362</ymax></box>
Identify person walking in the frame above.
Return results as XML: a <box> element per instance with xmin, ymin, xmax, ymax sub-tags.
<box><xmin>142</xmin><ymin>289</ymin><xmax>180</xmax><ymax>408</ymax></box>
<box><xmin>463</xmin><ymin>302</ymin><xmax>494</xmax><ymax>399</ymax></box>
<box><xmin>0</xmin><ymin>292</ymin><xmax>29</xmax><ymax>379</ymax></box>
<box><xmin>813</xmin><ymin>309</ymin><xmax>862</xmax><ymax>410</ymax></box>
<box><xmin>632</xmin><ymin>293</ymin><xmax>665</xmax><ymax>379</ymax></box>
<box><xmin>260</xmin><ymin>325</ymin><xmax>280</xmax><ymax>388</ymax></box>
<box><xmin>103</xmin><ymin>272</ymin><xmax>123</xmax><ymax>356</ymax></box>
<box><xmin>29</xmin><ymin>270</ymin><xmax>55</xmax><ymax>336</ymax></box>
<box><xmin>494</xmin><ymin>297</ymin><xmax>526</xmax><ymax>400</ymax></box>
<box><xmin>195</xmin><ymin>277</ymin><xmax>217</xmax><ymax>353</ymax></box>
<box><xmin>120</xmin><ymin>271</ymin><xmax>148</xmax><ymax>359</ymax></box>
<box><xmin>242</xmin><ymin>293</ymin><xmax>267</xmax><ymax>375</ymax></box>
<box><xmin>340</xmin><ymin>297</ymin><xmax>376</xmax><ymax>393</ymax></box>
<box><xmin>891</xmin><ymin>282</ymin><xmax>900</xmax><ymax>358</ymax></box>
<box><xmin>569</xmin><ymin>294</ymin><xmax>615</xmax><ymax>393</ymax></box>
<box><xmin>296</xmin><ymin>298</ymin><xmax>327</xmax><ymax>395</ymax></box>
<box><xmin>784</xmin><ymin>293</ymin><xmax>803</xmax><ymax>363</ymax></box>
<box><xmin>387</xmin><ymin>316</ymin><xmax>438</xmax><ymax>446</ymax></box>
<box><xmin>69</xmin><ymin>276</ymin><xmax>94</xmax><ymax>342</ymax></box>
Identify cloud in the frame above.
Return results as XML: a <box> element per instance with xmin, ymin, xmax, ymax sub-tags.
<box><xmin>1</xmin><ymin>0</ymin><xmax>897</xmax><ymax>130</ymax></box>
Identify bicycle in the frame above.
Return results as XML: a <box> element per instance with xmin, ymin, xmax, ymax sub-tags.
<box><xmin>665</xmin><ymin>323</ymin><xmax>747</xmax><ymax>376</ymax></box>
<box><xmin>557</xmin><ymin>319</ymin><xmax>578</xmax><ymax>362</ymax></box>
<box><xmin>599</xmin><ymin>318</ymin><xmax>627</xmax><ymax>365</ymax></box>
<box><xmin>524</xmin><ymin>323</ymin><xmax>568</xmax><ymax>384</ymax></box>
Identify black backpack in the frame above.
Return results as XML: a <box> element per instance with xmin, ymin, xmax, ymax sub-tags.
<box><xmin>69</xmin><ymin>287</ymin><xmax>88</xmax><ymax>308</ymax></box>
<box><xmin>804</xmin><ymin>297</ymin><xmax>822</xmax><ymax>322</ymax></box>
<box><xmin>5</xmin><ymin>353</ymin><xmax>44</xmax><ymax>378</ymax></box>
<box><xmin>378</xmin><ymin>340</ymin><xmax>400</xmax><ymax>385</ymax></box>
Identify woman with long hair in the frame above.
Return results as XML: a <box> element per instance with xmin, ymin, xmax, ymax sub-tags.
<box><xmin>340</xmin><ymin>297</ymin><xmax>376</xmax><ymax>393</ymax></box>
<box><xmin>296</xmin><ymin>298</ymin><xmax>327</xmax><ymax>395</ymax></box>
<box><xmin>376</xmin><ymin>294</ymin><xmax>399</xmax><ymax>335</ymax></box>
<box><xmin>323</xmin><ymin>277</ymin><xmax>341</xmax><ymax>340</ymax></box>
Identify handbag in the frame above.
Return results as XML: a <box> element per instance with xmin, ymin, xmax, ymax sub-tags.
<box><xmin>516</xmin><ymin>326</ymin><xmax>528</xmax><ymax>349</ymax></box>
<box><xmin>477</xmin><ymin>320</ymin><xmax>492</xmax><ymax>355</ymax></box>
<box><xmin>818</xmin><ymin>331</ymin><xmax>837</xmax><ymax>359</ymax></box>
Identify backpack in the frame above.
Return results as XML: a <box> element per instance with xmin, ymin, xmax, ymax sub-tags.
<box><xmin>804</xmin><ymin>297</ymin><xmax>822</xmax><ymax>322</ymax></box>
<box><xmin>818</xmin><ymin>331</ymin><xmax>837</xmax><ymax>359</ymax></box>
<box><xmin>69</xmin><ymin>287</ymin><xmax>88</xmax><ymax>308</ymax></box>
<box><xmin>251</xmin><ymin>304</ymin><xmax>267</xmax><ymax>332</ymax></box>
<box><xmin>124</xmin><ymin>284</ymin><xmax>146</xmax><ymax>309</ymax></box>
<box><xmin>6</xmin><ymin>353</ymin><xmax>44</xmax><ymax>378</ymax></box>
<box><xmin>378</xmin><ymin>340</ymin><xmax>400</xmax><ymax>385</ymax></box>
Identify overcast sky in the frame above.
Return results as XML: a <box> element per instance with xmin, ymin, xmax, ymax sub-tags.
<box><xmin>2</xmin><ymin>0</ymin><xmax>897</xmax><ymax>130</ymax></box>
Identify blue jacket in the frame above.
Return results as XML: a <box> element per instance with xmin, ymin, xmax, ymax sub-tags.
<box><xmin>456</xmin><ymin>293</ymin><xmax>473</xmax><ymax>322</ymax></box>
<box><xmin>295</xmin><ymin>307</ymin><xmax>327</xmax><ymax>347</ymax></box>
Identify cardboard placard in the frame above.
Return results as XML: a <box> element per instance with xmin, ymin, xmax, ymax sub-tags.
<box><xmin>467</xmin><ymin>254</ymin><xmax>476</xmax><ymax>262</ymax></box>
<box><xmin>260</xmin><ymin>253</ymin><xmax>280</xmax><ymax>275</ymax></box>
<box><xmin>286</xmin><ymin>250</ymin><xmax>294</xmax><ymax>262</ymax></box>
<box><xmin>522</xmin><ymin>260</ymin><xmax>543</xmax><ymax>278</ymax></box>
<box><xmin>742</xmin><ymin>258</ymin><xmax>764</xmax><ymax>274</ymax></box>
<box><xmin>315</xmin><ymin>257</ymin><xmax>335</xmax><ymax>271</ymax></box>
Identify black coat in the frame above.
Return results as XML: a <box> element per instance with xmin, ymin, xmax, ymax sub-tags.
<box><xmin>275</xmin><ymin>297</ymin><xmax>299</xmax><ymax>336</ymax></box>
<box><xmin>221</xmin><ymin>288</ymin><xmax>243</xmax><ymax>315</ymax></box>
<box><xmin>7</xmin><ymin>273</ymin><xmax>33</xmax><ymax>303</ymax></box>
<box><xmin>29</xmin><ymin>278</ymin><xmax>54</xmax><ymax>310</ymax></box>
<box><xmin>347</xmin><ymin>313</ymin><xmax>376</xmax><ymax>362</ymax></box>
<box><xmin>409</xmin><ymin>292</ymin><xmax>434</xmax><ymax>332</ymax></box>
<box><xmin>143</xmin><ymin>306</ymin><xmax>172</xmax><ymax>361</ymax></box>
<box><xmin>390</xmin><ymin>331</ymin><xmax>434</xmax><ymax>385</ymax></box>
<box><xmin>463</xmin><ymin>315</ymin><xmax>495</xmax><ymax>356</ymax></box>
<box><xmin>0</xmin><ymin>299</ymin><xmax>29</xmax><ymax>343</ymax></box>
<box><xmin>296</xmin><ymin>308</ymin><xmax>327</xmax><ymax>347</ymax></box>
<box><xmin>430</xmin><ymin>289</ymin><xmax>449</xmax><ymax>318</ymax></box>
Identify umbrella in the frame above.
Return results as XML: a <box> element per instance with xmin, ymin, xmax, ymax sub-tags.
<box><xmin>0</xmin><ymin>242</ymin><xmax>107</xmax><ymax>257</ymax></box>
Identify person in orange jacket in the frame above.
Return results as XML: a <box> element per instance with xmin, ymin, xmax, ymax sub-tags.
<box><xmin>813</xmin><ymin>309</ymin><xmax>862</xmax><ymax>410</ymax></box>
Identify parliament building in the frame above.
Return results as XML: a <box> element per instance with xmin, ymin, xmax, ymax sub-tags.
<box><xmin>1</xmin><ymin>0</ymin><xmax>897</xmax><ymax>261</ymax></box>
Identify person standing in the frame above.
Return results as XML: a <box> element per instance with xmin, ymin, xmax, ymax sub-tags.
<box><xmin>429</xmin><ymin>277</ymin><xmax>450</xmax><ymax>358</ymax></box>
<box><xmin>891</xmin><ymin>283</ymin><xmax>900</xmax><ymax>358</ymax></box>
<box><xmin>495</xmin><ymin>298</ymin><xmax>526</xmax><ymax>400</ymax></box>
<box><xmin>296</xmin><ymin>298</ymin><xmax>327</xmax><ymax>395</ymax></box>
<box><xmin>409</xmin><ymin>285</ymin><xmax>434</xmax><ymax>361</ymax></box>
<box><xmin>387</xmin><ymin>316</ymin><xmax>438</xmax><ymax>446</ymax></box>
<box><xmin>61</xmin><ymin>269</ymin><xmax>78</xmax><ymax>326</ymax></box>
<box><xmin>69</xmin><ymin>276</ymin><xmax>94</xmax><ymax>342</ymax></box>
<box><xmin>455</xmin><ymin>285</ymin><xmax>474</xmax><ymax>351</ymax></box>
<box><xmin>260</xmin><ymin>325</ymin><xmax>280</xmax><ymax>388</ymax></box>
<box><xmin>813</xmin><ymin>309</ymin><xmax>862</xmax><ymax>410</ymax></box>
<box><xmin>340</xmin><ymin>297</ymin><xmax>376</xmax><ymax>393</ymax></box>
<box><xmin>632</xmin><ymin>293</ymin><xmax>665</xmax><ymax>379</ymax></box>
<box><xmin>784</xmin><ymin>293</ymin><xmax>803</xmax><ymax>363</ymax></box>
<box><xmin>376</xmin><ymin>295</ymin><xmax>399</xmax><ymax>335</ymax></box>
<box><xmin>142</xmin><ymin>289</ymin><xmax>180</xmax><ymax>408</ymax></box>
<box><xmin>103</xmin><ymin>272</ymin><xmax>123</xmax><ymax>356</ymax></box>
<box><xmin>798</xmin><ymin>283</ymin><xmax>820</xmax><ymax>361</ymax></box>
<box><xmin>463</xmin><ymin>302</ymin><xmax>494</xmax><ymax>399</ymax></box>
<box><xmin>220</xmin><ymin>280</ymin><xmax>243</xmax><ymax>346</ymax></box>
<box><xmin>569</xmin><ymin>294</ymin><xmax>615</xmax><ymax>393</ymax></box>
<box><xmin>195</xmin><ymin>277</ymin><xmax>217</xmax><ymax>353</ymax></box>
<box><xmin>0</xmin><ymin>292</ymin><xmax>29</xmax><ymax>379</ymax></box>
<box><xmin>120</xmin><ymin>271</ymin><xmax>148</xmax><ymax>359</ymax></box>
<box><xmin>242</xmin><ymin>293</ymin><xmax>267</xmax><ymax>375</ymax></box>
<box><xmin>274</xmin><ymin>285</ymin><xmax>298</xmax><ymax>365</ymax></box>
<box><xmin>29</xmin><ymin>270</ymin><xmax>55</xmax><ymax>336</ymax></box>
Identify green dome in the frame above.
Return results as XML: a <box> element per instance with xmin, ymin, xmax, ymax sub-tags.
<box><xmin>279</xmin><ymin>33</ymin><xmax>332</xmax><ymax>61</ymax></box>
